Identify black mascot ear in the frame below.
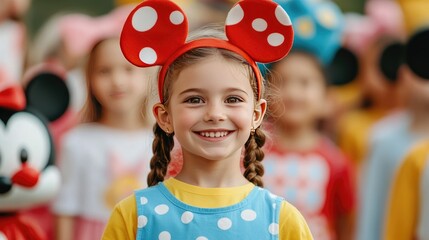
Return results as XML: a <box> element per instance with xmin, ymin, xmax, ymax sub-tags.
<box><xmin>25</xmin><ymin>72</ymin><xmax>70</xmax><ymax>122</ymax></box>
<box><xmin>379</xmin><ymin>41</ymin><xmax>405</xmax><ymax>83</ymax></box>
<box><xmin>326</xmin><ymin>47</ymin><xmax>359</xmax><ymax>86</ymax></box>
<box><xmin>406</xmin><ymin>28</ymin><xmax>429</xmax><ymax>80</ymax></box>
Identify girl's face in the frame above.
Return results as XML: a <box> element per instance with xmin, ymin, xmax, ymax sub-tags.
<box><xmin>271</xmin><ymin>52</ymin><xmax>327</xmax><ymax>127</ymax></box>
<box><xmin>156</xmin><ymin>55</ymin><xmax>266</xmax><ymax>162</ymax></box>
<box><xmin>90</xmin><ymin>39</ymin><xmax>149</xmax><ymax>115</ymax></box>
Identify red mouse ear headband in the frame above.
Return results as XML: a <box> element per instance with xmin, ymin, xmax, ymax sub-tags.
<box><xmin>120</xmin><ymin>0</ymin><xmax>294</xmax><ymax>102</ymax></box>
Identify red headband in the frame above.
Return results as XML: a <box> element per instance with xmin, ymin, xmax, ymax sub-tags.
<box><xmin>120</xmin><ymin>0</ymin><xmax>294</xmax><ymax>102</ymax></box>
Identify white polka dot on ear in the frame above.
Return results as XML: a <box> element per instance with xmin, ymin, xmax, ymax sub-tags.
<box><xmin>138</xmin><ymin>215</ymin><xmax>148</xmax><ymax>228</ymax></box>
<box><xmin>217</xmin><ymin>217</ymin><xmax>232</xmax><ymax>230</ymax></box>
<box><xmin>159</xmin><ymin>231</ymin><xmax>171</xmax><ymax>240</ymax></box>
<box><xmin>140</xmin><ymin>197</ymin><xmax>148</xmax><ymax>205</ymax></box>
<box><xmin>139</xmin><ymin>47</ymin><xmax>157</xmax><ymax>65</ymax></box>
<box><xmin>226</xmin><ymin>4</ymin><xmax>244</xmax><ymax>25</ymax></box>
<box><xmin>241</xmin><ymin>209</ymin><xmax>257</xmax><ymax>221</ymax></box>
<box><xmin>181</xmin><ymin>211</ymin><xmax>194</xmax><ymax>224</ymax></box>
<box><xmin>170</xmin><ymin>11</ymin><xmax>184</xmax><ymax>25</ymax></box>
<box><xmin>132</xmin><ymin>6</ymin><xmax>158</xmax><ymax>32</ymax></box>
<box><xmin>154</xmin><ymin>204</ymin><xmax>169</xmax><ymax>215</ymax></box>
<box><xmin>275</xmin><ymin>6</ymin><xmax>292</xmax><ymax>26</ymax></box>
<box><xmin>0</xmin><ymin>232</ymin><xmax>7</xmax><ymax>240</ymax></box>
<box><xmin>268</xmin><ymin>223</ymin><xmax>279</xmax><ymax>235</ymax></box>
<box><xmin>252</xmin><ymin>18</ymin><xmax>268</xmax><ymax>32</ymax></box>
<box><xmin>268</xmin><ymin>33</ymin><xmax>285</xmax><ymax>47</ymax></box>
<box><xmin>196</xmin><ymin>237</ymin><xmax>208</xmax><ymax>240</ymax></box>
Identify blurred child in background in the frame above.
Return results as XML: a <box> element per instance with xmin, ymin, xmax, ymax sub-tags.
<box><xmin>383</xmin><ymin>26</ymin><xmax>429</xmax><ymax>240</ymax></box>
<box><xmin>336</xmin><ymin>0</ymin><xmax>405</xmax><ymax>169</ymax></box>
<box><xmin>52</xmin><ymin>38</ymin><xmax>155</xmax><ymax>240</ymax></box>
<box><xmin>262</xmin><ymin>1</ymin><xmax>355</xmax><ymax>239</ymax></box>
<box><xmin>356</xmin><ymin>35</ymin><xmax>429</xmax><ymax>240</ymax></box>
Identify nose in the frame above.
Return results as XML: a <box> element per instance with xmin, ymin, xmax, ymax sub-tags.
<box><xmin>111</xmin><ymin>71</ymin><xmax>125</xmax><ymax>88</ymax></box>
<box><xmin>0</xmin><ymin>176</ymin><xmax>12</xmax><ymax>194</ymax></box>
<box><xmin>203</xmin><ymin>101</ymin><xmax>226</xmax><ymax>122</ymax></box>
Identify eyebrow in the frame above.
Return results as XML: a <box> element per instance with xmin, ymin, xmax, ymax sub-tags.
<box><xmin>178</xmin><ymin>88</ymin><xmax>249</xmax><ymax>96</ymax></box>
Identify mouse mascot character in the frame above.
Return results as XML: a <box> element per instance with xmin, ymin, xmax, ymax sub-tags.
<box><xmin>0</xmin><ymin>71</ymin><xmax>69</xmax><ymax>240</ymax></box>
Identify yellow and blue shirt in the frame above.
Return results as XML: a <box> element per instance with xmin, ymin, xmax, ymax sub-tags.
<box><xmin>102</xmin><ymin>178</ymin><xmax>313</xmax><ymax>240</ymax></box>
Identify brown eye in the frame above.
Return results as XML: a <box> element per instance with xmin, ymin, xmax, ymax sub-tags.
<box><xmin>185</xmin><ymin>97</ymin><xmax>204</xmax><ymax>104</ymax></box>
<box><xmin>225</xmin><ymin>96</ymin><xmax>243</xmax><ymax>103</ymax></box>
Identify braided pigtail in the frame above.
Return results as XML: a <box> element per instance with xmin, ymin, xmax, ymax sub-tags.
<box><xmin>147</xmin><ymin>124</ymin><xmax>175</xmax><ymax>187</ymax></box>
<box><xmin>243</xmin><ymin>127</ymin><xmax>266</xmax><ymax>187</ymax></box>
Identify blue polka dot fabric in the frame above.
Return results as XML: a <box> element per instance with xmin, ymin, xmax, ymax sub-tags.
<box><xmin>135</xmin><ymin>183</ymin><xmax>283</xmax><ymax>240</ymax></box>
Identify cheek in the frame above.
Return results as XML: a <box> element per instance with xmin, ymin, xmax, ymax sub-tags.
<box><xmin>91</xmin><ymin>79</ymin><xmax>108</xmax><ymax>100</ymax></box>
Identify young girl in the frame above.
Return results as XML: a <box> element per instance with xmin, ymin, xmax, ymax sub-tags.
<box><xmin>262</xmin><ymin>1</ymin><xmax>356</xmax><ymax>240</ymax></box>
<box><xmin>103</xmin><ymin>0</ymin><xmax>312</xmax><ymax>239</ymax></box>
<box><xmin>52</xmin><ymin>38</ymin><xmax>155</xmax><ymax>240</ymax></box>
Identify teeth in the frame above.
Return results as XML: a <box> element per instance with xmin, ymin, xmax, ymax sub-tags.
<box><xmin>199</xmin><ymin>131</ymin><xmax>229</xmax><ymax>138</ymax></box>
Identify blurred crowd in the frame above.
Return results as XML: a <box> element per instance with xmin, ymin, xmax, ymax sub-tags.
<box><xmin>1</xmin><ymin>0</ymin><xmax>429</xmax><ymax>239</ymax></box>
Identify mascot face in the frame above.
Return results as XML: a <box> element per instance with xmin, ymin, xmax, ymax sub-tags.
<box><xmin>0</xmin><ymin>72</ymin><xmax>69</xmax><ymax>212</ymax></box>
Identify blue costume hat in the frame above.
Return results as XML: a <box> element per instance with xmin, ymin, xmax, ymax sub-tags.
<box><xmin>275</xmin><ymin>0</ymin><xmax>344</xmax><ymax>65</ymax></box>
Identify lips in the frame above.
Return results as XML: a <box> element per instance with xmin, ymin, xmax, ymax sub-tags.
<box><xmin>110</xmin><ymin>91</ymin><xmax>127</xmax><ymax>98</ymax></box>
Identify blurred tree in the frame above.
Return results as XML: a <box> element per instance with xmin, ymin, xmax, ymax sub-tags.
<box><xmin>334</xmin><ymin>0</ymin><xmax>365</xmax><ymax>13</ymax></box>
<box><xmin>25</xmin><ymin>0</ymin><xmax>114</xmax><ymax>37</ymax></box>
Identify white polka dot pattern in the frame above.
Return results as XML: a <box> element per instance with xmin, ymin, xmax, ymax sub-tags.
<box><xmin>241</xmin><ymin>209</ymin><xmax>257</xmax><ymax>221</ymax></box>
<box><xmin>226</xmin><ymin>5</ymin><xmax>244</xmax><ymax>26</ymax></box>
<box><xmin>252</xmin><ymin>18</ymin><xmax>268</xmax><ymax>32</ymax></box>
<box><xmin>140</xmin><ymin>196</ymin><xmax>148</xmax><ymax>205</ymax></box>
<box><xmin>155</xmin><ymin>204</ymin><xmax>170</xmax><ymax>215</ymax></box>
<box><xmin>181</xmin><ymin>211</ymin><xmax>194</xmax><ymax>224</ymax></box>
<box><xmin>138</xmin><ymin>215</ymin><xmax>148</xmax><ymax>228</ymax></box>
<box><xmin>139</xmin><ymin>47</ymin><xmax>157</xmax><ymax>64</ymax></box>
<box><xmin>170</xmin><ymin>11</ymin><xmax>184</xmax><ymax>25</ymax></box>
<box><xmin>268</xmin><ymin>33</ymin><xmax>285</xmax><ymax>47</ymax></box>
<box><xmin>132</xmin><ymin>6</ymin><xmax>158</xmax><ymax>32</ymax></box>
<box><xmin>196</xmin><ymin>237</ymin><xmax>208</xmax><ymax>240</ymax></box>
<box><xmin>268</xmin><ymin>223</ymin><xmax>279</xmax><ymax>235</ymax></box>
<box><xmin>217</xmin><ymin>217</ymin><xmax>232</xmax><ymax>230</ymax></box>
<box><xmin>275</xmin><ymin>5</ymin><xmax>292</xmax><ymax>26</ymax></box>
<box><xmin>159</xmin><ymin>231</ymin><xmax>171</xmax><ymax>240</ymax></box>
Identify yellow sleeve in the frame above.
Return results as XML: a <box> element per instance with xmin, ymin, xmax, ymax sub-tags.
<box><xmin>384</xmin><ymin>142</ymin><xmax>429</xmax><ymax>240</ymax></box>
<box><xmin>102</xmin><ymin>194</ymin><xmax>137</xmax><ymax>240</ymax></box>
<box><xmin>280</xmin><ymin>201</ymin><xmax>314</xmax><ymax>240</ymax></box>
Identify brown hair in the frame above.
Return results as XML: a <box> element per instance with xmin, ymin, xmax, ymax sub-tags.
<box><xmin>80</xmin><ymin>38</ymin><xmax>152</xmax><ymax>124</ymax></box>
<box><xmin>147</xmin><ymin>27</ymin><xmax>266</xmax><ymax>187</ymax></box>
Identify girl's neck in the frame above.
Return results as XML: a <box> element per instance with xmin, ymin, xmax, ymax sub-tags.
<box><xmin>175</xmin><ymin>151</ymin><xmax>248</xmax><ymax>188</ymax></box>
<box><xmin>274</xmin><ymin>122</ymin><xmax>320</xmax><ymax>152</ymax></box>
<box><xmin>98</xmin><ymin>110</ymin><xmax>146</xmax><ymax>131</ymax></box>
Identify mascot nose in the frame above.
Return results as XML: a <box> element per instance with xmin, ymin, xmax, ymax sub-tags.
<box><xmin>11</xmin><ymin>163</ymin><xmax>40</xmax><ymax>188</ymax></box>
<box><xmin>0</xmin><ymin>176</ymin><xmax>13</xmax><ymax>194</ymax></box>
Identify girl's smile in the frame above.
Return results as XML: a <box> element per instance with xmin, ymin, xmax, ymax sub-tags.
<box><xmin>194</xmin><ymin>129</ymin><xmax>235</xmax><ymax>142</ymax></box>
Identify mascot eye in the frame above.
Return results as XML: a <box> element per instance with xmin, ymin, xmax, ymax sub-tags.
<box><xmin>20</xmin><ymin>149</ymin><xmax>28</xmax><ymax>164</ymax></box>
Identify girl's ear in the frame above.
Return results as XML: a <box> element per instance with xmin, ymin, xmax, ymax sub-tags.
<box><xmin>153</xmin><ymin>103</ymin><xmax>174</xmax><ymax>133</ymax></box>
<box><xmin>253</xmin><ymin>99</ymin><xmax>267</xmax><ymax>129</ymax></box>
